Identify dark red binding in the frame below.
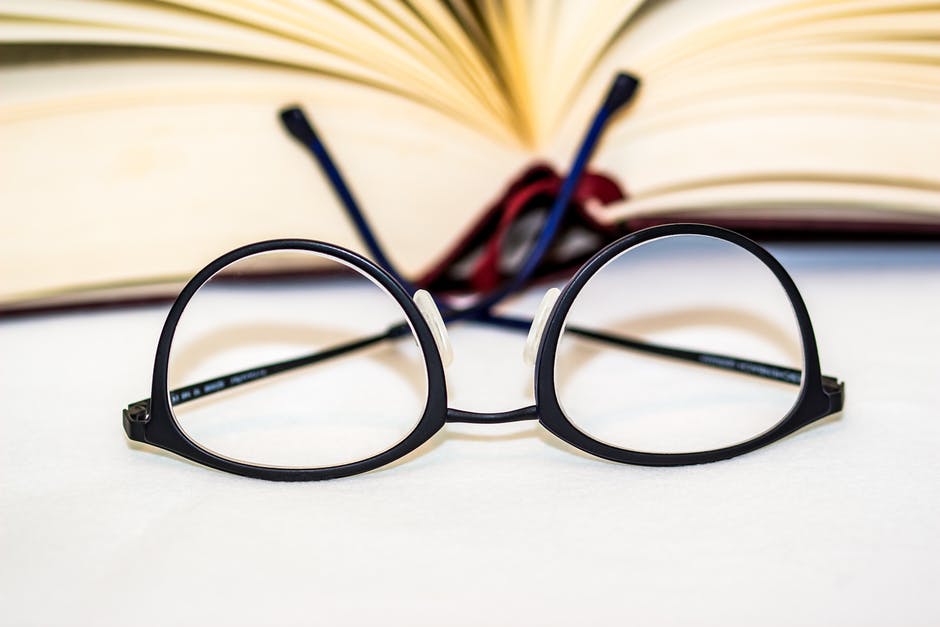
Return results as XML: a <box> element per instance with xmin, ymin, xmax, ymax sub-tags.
<box><xmin>416</xmin><ymin>164</ymin><xmax>626</xmax><ymax>293</ymax></box>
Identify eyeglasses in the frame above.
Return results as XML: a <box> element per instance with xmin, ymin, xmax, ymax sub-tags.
<box><xmin>122</xmin><ymin>74</ymin><xmax>844</xmax><ymax>481</ymax></box>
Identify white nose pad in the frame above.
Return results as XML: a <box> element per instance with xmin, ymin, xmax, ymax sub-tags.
<box><xmin>523</xmin><ymin>288</ymin><xmax>560</xmax><ymax>366</ymax></box>
<box><xmin>413</xmin><ymin>290</ymin><xmax>453</xmax><ymax>367</ymax></box>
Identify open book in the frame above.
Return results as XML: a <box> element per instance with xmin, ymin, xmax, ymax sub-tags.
<box><xmin>2</xmin><ymin>0</ymin><xmax>939</xmax><ymax>313</ymax></box>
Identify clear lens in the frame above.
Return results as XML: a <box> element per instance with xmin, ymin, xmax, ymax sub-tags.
<box><xmin>554</xmin><ymin>234</ymin><xmax>803</xmax><ymax>454</ymax></box>
<box><xmin>167</xmin><ymin>250</ymin><xmax>428</xmax><ymax>468</ymax></box>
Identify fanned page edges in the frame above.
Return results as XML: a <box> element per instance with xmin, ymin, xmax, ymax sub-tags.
<box><xmin>3</xmin><ymin>0</ymin><xmax>938</xmax><ymax>163</ymax></box>
<box><xmin>0</xmin><ymin>0</ymin><xmax>644</xmax><ymax>147</ymax></box>
<box><xmin>1</xmin><ymin>0</ymin><xmax>940</xmax><ymax>309</ymax></box>
<box><xmin>562</xmin><ymin>0</ymin><xmax>940</xmax><ymax>228</ymax></box>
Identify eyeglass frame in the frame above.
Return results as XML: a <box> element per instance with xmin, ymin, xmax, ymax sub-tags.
<box><xmin>123</xmin><ymin>223</ymin><xmax>844</xmax><ymax>481</ymax></box>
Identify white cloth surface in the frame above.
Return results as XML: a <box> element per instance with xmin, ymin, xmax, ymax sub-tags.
<box><xmin>1</xmin><ymin>242</ymin><xmax>939</xmax><ymax>626</ymax></box>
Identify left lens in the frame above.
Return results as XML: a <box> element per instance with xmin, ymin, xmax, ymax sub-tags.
<box><xmin>552</xmin><ymin>233</ymin><xmax>804</xmax><ymax>454</ymax></box>
<box><xmin>167</xmin><ymin>248</ymin><xmax>429</xmax><ymax>468</ymax></box>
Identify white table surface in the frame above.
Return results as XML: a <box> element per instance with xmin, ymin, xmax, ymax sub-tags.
<box><xmin>2</xmin><ymin>242</ymin><xmax>939</xmax><ymax>626</ymax></box>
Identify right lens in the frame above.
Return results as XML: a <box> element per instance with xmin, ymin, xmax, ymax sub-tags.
<box><xmin>166</xmin><ymin>249</ymin><xmax>429</xmax><ymax>469</ymax></box>
<box><xmin>553</xmin><ymin>234</ymin><xmax>804</xmax><ymax>454</ymax></box>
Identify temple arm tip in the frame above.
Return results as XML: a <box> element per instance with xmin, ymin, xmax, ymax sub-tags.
<box><xmin>822</xmin><ymin>376</ymin><xmax>845</xmax><ymax>414</ymax></box>
<box><xmin>123</xmin><ymin>399</ymin><xmax>150</xmax><ymax>442</ymax></box>
<box><xmin>603</xmin><ymin>72</ymin><xmax>641</xmax><ymax>114</ymax></box>
<box><xmin>279</xmin><ymin>105</ymin><xmax>317</xmax><ymax>145</ymax></box>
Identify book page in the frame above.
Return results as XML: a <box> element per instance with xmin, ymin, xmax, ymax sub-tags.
<box><xmin>561</xmin><ymin>0</ymin><xmax>940</xmax><ymax>223</ymax></box>
<box><xmin>0</xmin><ymin>55</ymin><xmax>528</xmax><ymax>302</ymax></box>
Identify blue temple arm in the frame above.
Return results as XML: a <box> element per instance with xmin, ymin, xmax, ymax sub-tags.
<box><xmin>278</xmin><ymin>72</ymin><xmax>639</xmax><ymax>313</ymax></box>
<box><xmin>279</xmin><ymin>107</ymin><xmax>414</xmax><ymax>292</ymax></box>
<box><xmin>455</xmin><ymin>73</ymin><xmax>639</xmax><ymax>319</ymax></box>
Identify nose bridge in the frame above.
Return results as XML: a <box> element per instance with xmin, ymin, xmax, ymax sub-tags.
<box><xmin>446</xmin><ymin>406</ymin><xmax>538</xmax><ymax>424</ymax></box>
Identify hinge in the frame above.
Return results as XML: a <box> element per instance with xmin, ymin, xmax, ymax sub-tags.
<box><xmin>123</xmin><ymin>400</ymin><xmax>151</xmax><ymax>441</ymax></box>
<box><xmin>124</xmin><ymin>401</ymin><xmax>151</xmax><ymax>423</ymax></box>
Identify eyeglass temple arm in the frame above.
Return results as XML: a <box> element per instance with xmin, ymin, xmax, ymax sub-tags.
<box><xmin>278</xmin><ymin>72</ymin><xmax>640</xmax><ymax>314</ymax></box>
<box><xmin>279</xmin><ymin>107</ymin><xmax>414</xmax><ymax>292</ymax></box>
<box><xmin>452</xmin><ymin>73</ymin><xmax>639</xmax><ymax>320</ymax></box>
<box><xmin>479</xmin><ymin>313</ymin><xmax>842</xmax><ymax>402</ymax></box>
<box><xmin>126</xmin><ymin>315</ymin><xmax>842</xmax><ymax>415</ymax></box>
<box><xmin>124</xmin><ymin>324</ymin><xmax>410</xmax><ymax>415</ymax></box>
